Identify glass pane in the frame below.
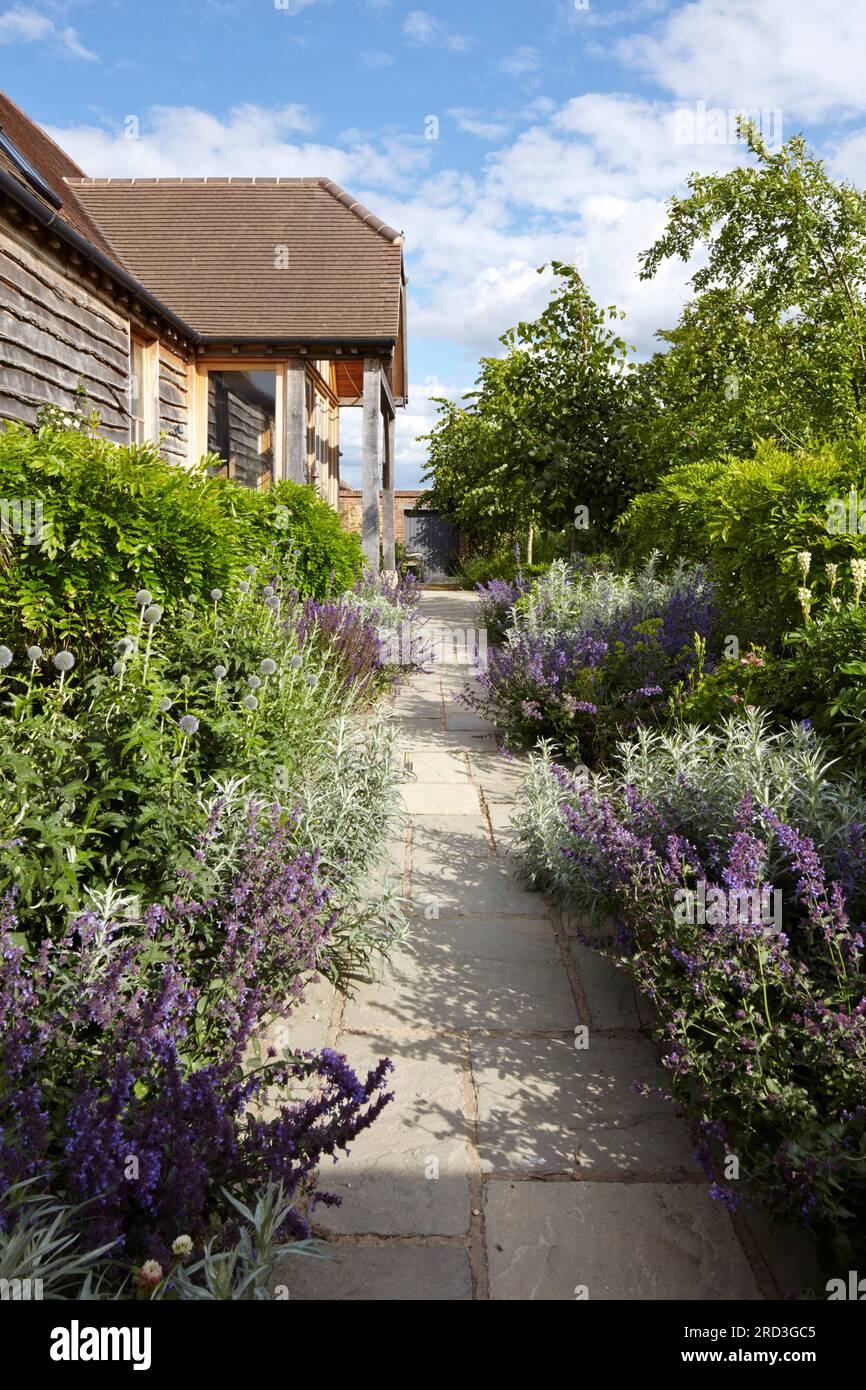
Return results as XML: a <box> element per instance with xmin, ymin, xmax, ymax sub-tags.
<box><xmin>207</xmin><ymin>371</ymin><xmax>277</xmax><ymax>488</ymax></box>
<box><xmin>130</xmin><ymin>340</ymin><xmax>144</xmax><ymax>441</ymax></box>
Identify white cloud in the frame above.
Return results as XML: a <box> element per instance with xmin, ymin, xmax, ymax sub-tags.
<box><xmin>499</xmin><ymin>45</ymin><xmax>542</xmax><ymax>78</ymax></box>
<box><xmin>402</xmin><ymin>9</ymin><xmax>473</xmax><ymax>54</ymax></box>
<box><xmin>47</xmin><ymin>102</ymin><xmax>430</xmax><ymax>189</ymax></box>
<box><xmin>0</xmin><ymin>4</ymin><xmax>97</xmax><ymax>60</ymax></box>
<box><xmin>340</xmin><ymin>379</ymin><xmax>472</xmax><ymax>488</ymax></box>
<box><xmin>359</xmin><ymin>49</ymin><xmax>394</xmax><ymax>68</ymax></box>
<box><xmin>448</xmin><ymin>109</ymin><xmax>510</xmax><ymax>142</ymax></box>
<box><xmin>619</xmin><ymin>0</ymin><xmax>866</xmax><ymax>122</ymax></box>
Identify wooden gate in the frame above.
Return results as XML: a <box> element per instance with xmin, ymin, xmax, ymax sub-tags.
<box><xmin>404</xmin><ymin>510</ymin><xmax>459</xmax><ymax>578</ymax></box>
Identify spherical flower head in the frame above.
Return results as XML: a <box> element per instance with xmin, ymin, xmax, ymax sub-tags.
<box><xmin>305</xmin><ymin>674</ymin><xmax>317</xmax><ymax>687</ymax></box>
<box><xmin>171</xmin><ymin>1234</ymin><xmax>193</xmax><ymax>1258</ymax></box>
<box><xmin>260</xmin><ymin>658</ymin><xmax>277</xmax><ymax>676</ymax></box>
<box><xmin>245</xmin><ymin>564</ymin><xmax>257</xmax><ymax>577</ymax></box>
<box><xmin>210</xmin><ymin>588</ymin><xmax>223</xmax><ymax>602</ymax></box>
<box><xmin>247</xmin><ymin>674</ymin><xmax>261</xmax><ymax>690</ymax></box>
<box><xmin>266</xmin><ymin>595</ymin><xmax>280</xmax><ymax>611</ymax></box>
<box><xmin>111</xmin><ymin>660</ymin><xmax>124</xmax><ymax>675</ymax></box>
<box><xmin>290</xmin><ymin>655</ymin><xmax>303</xmax><ymax>670</ymax></box>
<box><xmin>238</xmin><ymin>581</ymin><xmax>250</xmax><ymax>594</ymax></box>
<box><xmin>214</xmin><ymin>664</ymin><xmax>227</xmax><ymax>680</ymax></box>
<box><xmin>157</xmin><ymin>696</ymin><xmax>173</xmax><ymax>712</ymax></box>
<box><xmin>0</xmin><ymin>645</ymin><xmax>12</xmax><ymax>669</ymax></box>
<box><xmin>52</xmin><ymin>650</ymin><xmax>75</xmax><ymax>672</ymax></box>
<box><xmin>143</xmin><ymin>604</ymin><xmax>163</xmax><ymax>625</ymax></box>
<box><xmin>116</xmin><ymin>637</ymin><xmax>135</xmax><ymax>657</ymax></box>
<box><xmin>135</xmin><ymin>589</ymin><xmax>153</xmax><ymax>607</ymax></box>
<box><xmin>263</xmin><ymin>585</ymin><xmax>275</xmax><ymax>598</ymax></box>
<box><xmin>179</xmin><ymin>714</ymin><xmax>200</xmax><ymax>735</ymax></box>
<box><xmin>137</xmin><ymin>1260</ymin><xmax>163</xmax><ymax>1291</ymax></box>
<box><xmin>243</xmin><ymin>693</ymin><xmax>259</xmax><ymax>711</ymax></box>
<box><xmin>26</xmin><ymin>645</ymin><xmax>43</xmax><ymax>662</ymax></box>
<box><xmin>796</xmin><ymin>550</ymin><xmax>811</xmax><ymax>578</ymax></box>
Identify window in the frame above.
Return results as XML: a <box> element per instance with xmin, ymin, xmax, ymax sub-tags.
<box><xmin>129</xmin><ymin>337</ymin><xmax>157</xmax><ymax>445</ymax></box>
<box><xmin>207</xmin><ymin>371</ymin><xmax>277</xmax><ymax>488</ymax></box>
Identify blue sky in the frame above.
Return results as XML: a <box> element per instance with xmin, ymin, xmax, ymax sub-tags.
<box><xmin>3</xmin><ymin>0</ymin><xmax>866</xmax><ymax>485</ymax></box>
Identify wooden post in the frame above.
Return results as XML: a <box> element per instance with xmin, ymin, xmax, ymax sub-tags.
<box><xmin>284</xmin><ymin>360</ymin><xmax>306</xmax><ymax>484</ymax></box>
<box><xmin>382</xmin><ymin>407</ymin><xmax>396</xmax><ymax>573</ymax></box>
<box><xmin>362</xmin><ymin>358</ymin><xmax>381</xmax><ymax>571</ymax></box>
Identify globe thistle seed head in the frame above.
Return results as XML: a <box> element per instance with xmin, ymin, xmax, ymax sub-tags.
<box><xmin>213</xmin><ymin>664</ymin><xmax>227</xmax><ymax>680</ymax></box>
<box><xmin>290</xmin><ymin>655</ymin><xmax>303</xmax><ymax>670</ymax></box>
<box><xmin>0</xmin><ymin>646</ymin><xmax>13</xmax><ymax>669</ymax></box>
<box><xmin>243</xmin><ymin>694</ymin><xmax>259</xmax><ymax>711</ymax></box>
<box><xmin>135</xmin><ymin>589</ymin><xmax>153</xmax><ymax>607</ymax></box>
<box><xmin>260</xmin><ymin>658</ymin><xmax>277</xmax><ymax>676</ymax></box>
<box><xmin>26</xmin><ymin>645</ymin><xmax>43</xmax><ymax>662</ymax></box>
<box><xmin>52</xmin><ymin>650</ymin><xmax>75</xmax><ymax>672</ymax></box>
<box><xmin>247</xmin><ymin>674</ymin><xmax>261</xmax><ymax>690</ymax></box>
<box><xmin>157</xmin><ymin>696</ymin><xmax>173</xmax><ymax>713</ymax></box>
<box><xmin>143</xmin><ymin>604</ymin><xmax>163</xmax><ymax>625</ymax></box>
<box><xmin>179</xmin><ymin>714</ymin><xmax>200</xmax><ymax>736</ymax></box>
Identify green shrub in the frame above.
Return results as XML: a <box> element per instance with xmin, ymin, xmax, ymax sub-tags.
<box><xmin>616</xmin><ymin>435</ymin><xmax>866</xmax><ymax>637</ymax></box>
<box><xmin>0</xmin><ymin>424</ymin><xmax>364</xmax><ymax>662</ymax></box>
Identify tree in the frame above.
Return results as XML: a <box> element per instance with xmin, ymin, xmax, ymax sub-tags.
<box><xmin>636</xmin><ymin>121</ymin><xmax>866</xmax><ymax>473</ymax></box>
<box><xmin>421</xmin><ymin>264</ymin><xmax>639</xmax><ymax>556</ymax></box>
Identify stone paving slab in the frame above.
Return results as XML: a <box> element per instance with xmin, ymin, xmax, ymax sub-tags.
<box><xmin>471</xmin><ymin>1035</ymin><xmax>699</xmax><ymax>1174</ymax></box>
<box><xmin>569</xmin><ymin>942</ymin><xmax>642</xmax><ymax>1031</ymax></box>
<box><xmin>411</xmin><ymin>851</ymin><xmax>547</xmax><ymax>917</ymax></box>
<box><xmin>484</xmin><ymin>1182</ymin><xmax>762</xmax><ymax>1301</ymax></box>
<box><xmin>278</xmin><ymin>1244</ymin><xmax>472</xmax><ymax>1301</ymax></box>
<box><xmin>400</xmin><ymin>781</ymin><xmax>481</xmax><ymax>815</ymax></box>
<box><xmin>317</xmin><ymin>1032</ymin><xmax>470</xmax><ymax>1236</ymax></box>
<box><xmin>402</xmin><ymin>749</ymin><xmax>471</xmax><ymax>783</ymax></box>
<box><xmin>344</xmin><ymin>914</ymin><xmax>576</xmax><ymax>1034</ymax></box>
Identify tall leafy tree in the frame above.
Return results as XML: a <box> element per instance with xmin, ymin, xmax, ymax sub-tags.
<box><xmin>422</xmin><ymin>264</ymin><xmax>638</xmax><ymax>555</ymax></box>
<box><xmin>636</xmin><ymin>121</ymin><xmax>866</xmax><ymax>472</ymax></box>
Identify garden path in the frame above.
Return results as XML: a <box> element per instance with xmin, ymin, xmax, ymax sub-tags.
<box><xmin>284</xmin><ymin>589</ymin><xmax>773</xmax><ymax>1301</ymax></box>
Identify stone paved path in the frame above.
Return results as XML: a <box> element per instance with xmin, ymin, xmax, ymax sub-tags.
<box><xmin>286</xmin><ymin>589</ymin><xmax>777</xmax><ymax>1301</ymax></box>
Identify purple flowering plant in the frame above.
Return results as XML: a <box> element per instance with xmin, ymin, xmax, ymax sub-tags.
<box><xmin>516</xmin><ymin>741</ymin><xmax>866</xmax><ymax>1252</ymax></box>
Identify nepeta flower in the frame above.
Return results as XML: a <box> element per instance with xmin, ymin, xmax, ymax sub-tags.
<box><xmin>135</xmin><ymin>589</ymin><xmax>153</xmax><ymax>607</ymax></box>
<box><xmin>179</xmin><ymin>714</ymin><xmax>199</xmax><ymax>735</ymax></box>
<box><xmin>52</xmin><ymin>651</ymin><xmax>75</xmax><ymax>672</ymax></box>
<box><xmin>260</xmin><ymin>658</ymin><xmax>277</xmax><ymax>676</ymax></box>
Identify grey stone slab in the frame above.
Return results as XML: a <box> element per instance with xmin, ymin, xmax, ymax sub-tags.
<box><xmin>316</xmin><ymin>1033</ymin><xmax>470</xmax><ymax>1236</ymax></box>
<box><xmin>396</xmin><ymin>728</ymin><xmax>498</xmax><ymax>754</ymax></box>
<box><xmin>343</xmin><ymin>914</ymin><xmax>575</xmax><ymax>1033</ymax></box>
<box><xmin>401</xmin><ymin>750</ymin><xmax>471</xmax><ymax>784</ymax></box>
<box><xmin>400</xmin><ymin>782</ymin><xmax>481</xmax><ymax>815</ymax></box>
<box><xmin>411</xmin><ymin>847</ymin><xmax>548</xmax><ymax>917</ymax></box>
<box><xmin>445</xmin><ymin>709</ymin><xmax>494</xmax><ymax>734</ymax></box>
<box><xmin>260</xmin><ymin>973</ymin><xmax>334</xmax><ymax>1057</ymax></box>
<box><xmin>570</xmin><ymin>941</ymin><xmax>642</xmax><ymax>1031</ymax></box>
<box><xmin>276</xmin><ymin>1244</ymin><xmax>472</xmax><ymax>1301</ymax></box>
<box><xmin>484</xmin><ymin>1182</ymin><xmax>762</xmax><ymax>1301</ymax></box>
<box><xmin>471</xmin><ymin>1035</ymin><xmax>699</xmax><ymax>1174</ymax></box>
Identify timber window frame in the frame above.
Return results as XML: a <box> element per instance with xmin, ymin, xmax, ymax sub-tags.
<box><xmin>129</xmin><ymin>335</ymin><xmax>159</xmax><ymax>445</ymax></box>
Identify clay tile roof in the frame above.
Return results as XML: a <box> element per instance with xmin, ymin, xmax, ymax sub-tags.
<box><xmin>68</xmin><ymin>176</ymin><xmax>405</xmax><ymax>340</ymax></box>
<box><xmin>0</xmin><ymin>90</ymin><xmax>122</xmax><ymax>261</ymax></box>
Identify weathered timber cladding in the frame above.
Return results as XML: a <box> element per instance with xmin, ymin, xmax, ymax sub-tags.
<box><xmin>0</xmin><ymin>224</ymin><xmax>130</xmax><ymax>441</ymax></box>
<box><xmin>158</xmin><ymin>345</ymin><xmax>189</xmax><ymax>463</ymax></box>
